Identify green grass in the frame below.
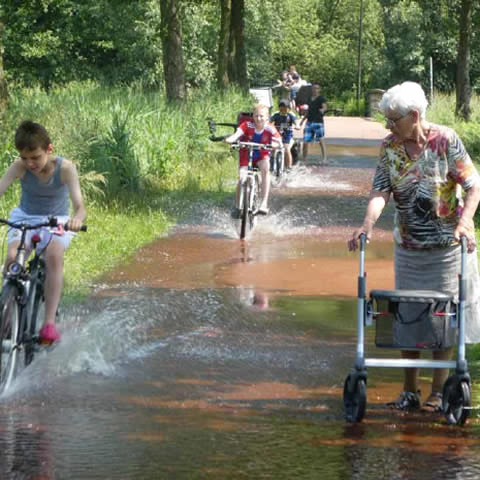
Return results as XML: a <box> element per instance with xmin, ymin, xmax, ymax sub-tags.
<box><xmin>0</xmin><ymin>81</ymin><xmax>250</xmax><ymax>300</ymax></box>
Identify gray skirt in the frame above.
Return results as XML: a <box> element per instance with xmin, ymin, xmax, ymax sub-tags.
<box><xmin>395</xmin><ymin>244</ymin><xmax>480</xmax><ymax>344</ymax></box>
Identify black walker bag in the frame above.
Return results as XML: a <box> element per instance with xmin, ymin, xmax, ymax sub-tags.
<box><xmin>370</xmin><ymin>289</ymin><xmax>458</xmax><ymax>350</ymax></box>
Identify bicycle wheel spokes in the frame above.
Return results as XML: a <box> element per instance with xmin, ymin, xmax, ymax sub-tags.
<box><xmin>0</xmin><ymin>288</ymin><xmax>20</xmax><ymax>392</ymax></box>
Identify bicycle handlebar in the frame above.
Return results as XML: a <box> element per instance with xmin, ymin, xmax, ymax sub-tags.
<box><xmin>65</xmin><ymin>224</ymin><xmax>88</xmax><ymax>232</ymax></box>
<box><xmin>0</xmin><ymin>217</ymin><xmax>87</xmax><ymax>232</ymax></box>
<box><xmin>231</xmin><ymin>141</ymin><xmax>273</xmax><ymax>151</ymax></box>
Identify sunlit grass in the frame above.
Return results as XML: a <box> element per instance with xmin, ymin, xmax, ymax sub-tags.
<box><xmin>0</xmin><ymin>82</ymin><xmax>251</xmax><ymax>301</ymax></box>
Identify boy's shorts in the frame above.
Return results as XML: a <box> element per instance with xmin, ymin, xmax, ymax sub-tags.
<box><xmin>304</xmin><ymin>122</ymin><xmax>325</xmax><ymax>143</ymax></box>
<box><xmin>7</xmin><ymin>208</ymin><xmax>75</xmax><ymax>251</ymax></box>
<box><xmin>282</xmin><ymin>132</ymin><xmax>294</xmax><ymax>145</ymax></box>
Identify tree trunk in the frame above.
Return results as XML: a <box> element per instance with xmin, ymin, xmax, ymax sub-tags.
<box><xmin>0</xmin><ymin>22</ymin><xmax>8</xmax><ymax>111</ymax></box>
<box><xmin>217</xmin><ymin>0</ymin><xmax>232</xmax><ymax>89</ymax></box>
<box><xmin>230</xmin><ymin>0</ymin><xmax>248</xmax><ymax>89</ymax></box>
<box><xmin>160</xmin><ymin>0</ymin><xmax>186</xmax><ymax>102</ymax></box>
<box><xmin>455</xmin><ymin>0</ymin><xmax>472</xmax><ymax>121</ymax></box>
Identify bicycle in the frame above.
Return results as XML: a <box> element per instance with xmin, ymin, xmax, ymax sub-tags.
<box><xmin>270</xmin><ymin>146</ymin><xmax>285</xmax><ymax>186</ymax></box>
<box><xmin>0</xmin><ymin>217</ymin><xmax>86</xmax><ymax>392</ymax></box>
<box><xmin>208</xmin><ymin>120</ymin><xmax>272</xmax><ymax>239</ymax></box>
<box><xmin>231</xmin><ymin>141</ymin><xmax>272</xmax><ymax>239</ymax></box>
<box><xmin>269</xmin><ymin>125</ymin><xmax>290</xmax><ymax>187</ymax></box>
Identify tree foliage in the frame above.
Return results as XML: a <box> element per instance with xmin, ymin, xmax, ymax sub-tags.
<box><xmin>0</xmin><ymin>0</ymin><xmax>478</xmax><ymax>99</ymax></box>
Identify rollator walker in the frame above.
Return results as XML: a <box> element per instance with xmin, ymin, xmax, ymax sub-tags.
<box><xmin>343</xmin><ymin>234</ymin><xmax>472</xmax><ymax>425</ymax></box>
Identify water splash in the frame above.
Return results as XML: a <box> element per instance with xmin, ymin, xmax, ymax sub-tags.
<box><xmin>283</xmin><ymin>165</ymin><xmax>352</xmax><ymax>191</ymax></box>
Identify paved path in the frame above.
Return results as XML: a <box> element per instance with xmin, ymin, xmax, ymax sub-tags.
<box><xmin>324</xmin><ymin>116</ymin><xmax>389</xmax><ymax>146</ymax></box>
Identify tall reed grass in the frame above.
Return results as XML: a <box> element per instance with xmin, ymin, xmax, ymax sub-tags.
<box><xmin>0</xmin><ymin>81</ymin><xmax>254</xmax><ymax>298</ymax></box>
<box><xmin>1</xmin><ymin>81</ymin><xmax>253</xmax><ymax>201</ymax></box>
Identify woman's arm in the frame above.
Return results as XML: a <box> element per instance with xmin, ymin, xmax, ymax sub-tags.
<box><xmin>455</xmin><ymin>182</ymin><xmax>480</xmax><ymax>252</ymax></box>
<box><xmin>347</xmin><ymin>190</ymin><xmax>390</xmax><ymax>251</ymax></box>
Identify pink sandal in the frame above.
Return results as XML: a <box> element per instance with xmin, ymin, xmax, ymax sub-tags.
<box><xmin>39</xmin><ymin>323</ymin><xmax>60</xmax><ymax>344</ymax></box>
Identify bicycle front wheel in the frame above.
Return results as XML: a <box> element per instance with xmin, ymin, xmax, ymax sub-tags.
<box><xmin>240</xmin><ymin>181</ymin><xmax>251</xmax><ymax>240</ymax></box>
<box><xmin>0</xmin><ymin>286</ymin><xmax>20</xmax><ymax>392</ymax></box>
<box><xmin>271</xmin><ymin>150</ymin><xmax>284</xmax><ymax>186</ymax></box>
<box><xmin>249</xmin><ymin>175</ymin><xmax>260</xmax><ymax>230</ymax></box>
<box><xmin>24</xmin><ymin>273</ymin><xmax>45</xmax><ymax>366</ymax></box>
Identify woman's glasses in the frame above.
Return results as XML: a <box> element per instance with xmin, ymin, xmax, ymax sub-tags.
<box><xmin>385</xmin><ymin>112</ymin><xmax>410</xmax><ymax>128</ymax></box>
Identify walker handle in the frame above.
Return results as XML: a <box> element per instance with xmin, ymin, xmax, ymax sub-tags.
<box><xmin>459</xmin><ymin>236</ymin><xmax>468</xmax><ymax>300</ymax></box>
<box><xmin>358</xmin><ymin>233</ymin><xmax>367</xmax><ymax>252</ymax></box>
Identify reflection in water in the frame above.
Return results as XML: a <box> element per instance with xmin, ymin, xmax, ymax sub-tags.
<box><xmin>0</xmin><ymin>419</ymin><xmax>53</xmax><ymax>479</ymax></box>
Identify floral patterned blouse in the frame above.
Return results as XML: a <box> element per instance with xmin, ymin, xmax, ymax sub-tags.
<box><xmin>372</xmin><ymin>124</ymin><xmax>479</xmax><ymax>249</ymax></box>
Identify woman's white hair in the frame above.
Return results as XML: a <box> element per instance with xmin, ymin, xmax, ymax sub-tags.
<box><xmin>379</xmin><ymin>81</ymin><xmax>428</xmax><ymax>119</ymax></box>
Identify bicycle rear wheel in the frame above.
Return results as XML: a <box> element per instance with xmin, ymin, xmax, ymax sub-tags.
<box><xmin>0</xmin><ymin>286</ymin><xmax>20</xmax><ymax>392</ymax></box>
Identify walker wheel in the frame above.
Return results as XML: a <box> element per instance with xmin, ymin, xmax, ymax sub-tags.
<box><xmin>344</xmin><ymin>374</ymin><xmax>367</xmax><ymax>423</ymax></box>
<box><xmin>443</xmin><ymin>376</ymin><xmax>471</xmax><ymax>426</ymax></box>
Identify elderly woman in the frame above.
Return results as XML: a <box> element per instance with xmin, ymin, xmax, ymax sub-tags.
<box><xmin>348</xmin><ymin>81</ymin><xmax>480</xmax><ymax>411</ymax></box>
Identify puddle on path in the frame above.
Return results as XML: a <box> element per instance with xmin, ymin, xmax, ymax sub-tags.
<box><xmin>1</xmin><ymin>147</ymin><xmax>479</xmax><ymax>479</ymax></box>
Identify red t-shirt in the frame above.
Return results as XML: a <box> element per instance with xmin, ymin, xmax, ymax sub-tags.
<box><xmin>237</xmin><ymin>121</ymin><xmax>281</xmax><ymax>167</ymax></box>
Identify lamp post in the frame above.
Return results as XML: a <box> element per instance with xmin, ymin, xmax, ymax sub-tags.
<box><xmin>356</xmin><ymin>0</ymin><xmax>364</xmax><ymax>115</ymax></box>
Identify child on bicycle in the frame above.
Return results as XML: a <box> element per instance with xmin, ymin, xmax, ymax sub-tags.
<box><xmin>0</xmin><ymin>120</ymin><xmax>86</xmax><ymax>344</ymax></box>
<box><xmin>270</xmin><ymin>99</ymin><xmax>298</xmax><ymax>171</ymax></box>
<box><xmin>225</xmin><ymin>104</ymin><xmax>282</xmax><ymax>217</ymax></box>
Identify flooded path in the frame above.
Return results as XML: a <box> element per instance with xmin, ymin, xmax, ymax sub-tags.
<box><xmin>1</xmin><ymin>136</ymin><xmax>480</xmax><ymax>479</ymax></box>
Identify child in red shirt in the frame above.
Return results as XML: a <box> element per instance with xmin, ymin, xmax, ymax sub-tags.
<box><xmin>226</xmin><ymin>104</ymin><xmax>282</xmax><ymax>216</ymax></box>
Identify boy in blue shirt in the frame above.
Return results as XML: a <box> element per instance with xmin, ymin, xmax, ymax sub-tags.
<box><xmin>270</xmin><ymin>99</ymin><xmax>297</xmax><ymax>170</ymax></box>
<box><xmin>0</xmin><ymin>121</ymin><xmax>87</xmax><ymax>344</ymax></box>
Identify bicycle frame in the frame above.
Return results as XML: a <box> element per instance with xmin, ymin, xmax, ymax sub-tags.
<box><xmin>207</xmin><ymin>119</ymin><xmax>274</xmax><ymax>238</ymax></box>
<box><xmin>231</xmin><ymin>141</ymin><xmax>273</xmax><ymax>239</ymax></box>
<box><xmin>0</xmin><ymin>218</ymin><xmax>59</xmax><ymax>390</ymax></box>
<box><xmin>3</xmin><ymin>218</ymin><xmax>57</xmax><ymax>331</ymax></box>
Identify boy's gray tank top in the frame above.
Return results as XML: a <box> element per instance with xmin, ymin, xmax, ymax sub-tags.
<box><xmin>19</xmin><ymin>156</ymin><xmax>69</xmax><ymax>216</ymax></box>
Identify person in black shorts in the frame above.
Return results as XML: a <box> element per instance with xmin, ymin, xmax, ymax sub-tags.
<box><xmin>299</xmin><ymin>83</ymin><xmax>327</xmax><ymax>164</ymax></box>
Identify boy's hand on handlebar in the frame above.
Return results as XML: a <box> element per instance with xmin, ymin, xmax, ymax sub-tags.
<box><xmin>66</xmin><ymin>217</ymin><xmax>84</xmax><ymax>232</ymax></box>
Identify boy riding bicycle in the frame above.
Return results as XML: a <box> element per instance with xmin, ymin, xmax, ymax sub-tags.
<box><xmin>270</xmin><ymin>99</ymin><xmax>297</xmax><ymax>171</ymax></box>
<box><xmin>225</xmin><ymin>104</ymin><xmax>282</xmax><ymax>217</ymax></box>
<box><xmin>0</xmin><ymin>121</ymin><xmax>86</xmax><ymax>344</ymax></box>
